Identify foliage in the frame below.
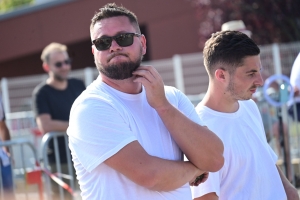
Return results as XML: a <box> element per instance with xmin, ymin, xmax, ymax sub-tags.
<box><xmin>0</xmin><ymin>0</ymin><xmax>34</xmax><ymax>13</ymax></box>
<box><xmin>188</xmin><ymin>0</ymin><xmax>300</xmax><ymax>50</ymax></box>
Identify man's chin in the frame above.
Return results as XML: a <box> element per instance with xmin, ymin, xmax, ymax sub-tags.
<box><xmin>54</xmin><ymin>76</ymin><xmax>68</xmax><ymax>82</ymax></box>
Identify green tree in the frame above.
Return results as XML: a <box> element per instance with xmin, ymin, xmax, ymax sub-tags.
<box><xmin>0</xmin><ymin>0</ymin><xmax>34</xmax><ymax>13</ymax></box>
<box><xmin>188</xmin><ymin>0</ymin><xmax>300</xmax><ymax>49</ymax></box>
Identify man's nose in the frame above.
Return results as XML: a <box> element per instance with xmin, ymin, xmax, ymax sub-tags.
<box><xmin>109</xmin><ymin>40</ymin><xmax>122</xmax><ymax>52</ymax></box>
<box><xmin>256</xmin><ymin>73</ymin><xmax>264</xmax><ymax>87</ymax></box>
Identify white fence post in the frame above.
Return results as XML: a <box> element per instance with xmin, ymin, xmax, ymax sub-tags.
<box><xmin>272</xmin><ymin>43</ymin><xmax>282</xmax><ymax>75</ymax></box>
<box><xmin>1</xmin><ymin>78</ymin><xmax>10</xmax><ymax>113</ymax></box>
<box><xmin>172</xmin><ymin>54</ymin><xmax>185</xmax><ymax>93</ymax></box>
<box><xmin>84</xmin><ymin>67</ymin><xmax>94</xmax><ymax>86</ymax></box>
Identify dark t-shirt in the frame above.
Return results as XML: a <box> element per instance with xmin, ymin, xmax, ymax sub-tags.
<box><xmin>32</xmin><ymin>78</ymin><xmax>86</xmax><ymax>163</ymax></box>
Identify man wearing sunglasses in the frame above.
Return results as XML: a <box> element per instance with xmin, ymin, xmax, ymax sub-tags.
<box><xmin>67</xmin><ymin>3</ymin><xmax>224</xmax><ymax>200</ymax></box>
<box><xmin>32</xmin><ymin>42</ymin><xmax>85</xmax><ymax>199</ymax></box>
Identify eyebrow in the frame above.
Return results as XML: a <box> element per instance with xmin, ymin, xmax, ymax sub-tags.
<box><xmin>99</xmin><ymin>31</ymin><xmax>128</xmax><ymax>38</ymax></box>
<box><xmin>246</xmin><ymin>68</ymin><xmax>262</xmax><ymax>73</ymax></box>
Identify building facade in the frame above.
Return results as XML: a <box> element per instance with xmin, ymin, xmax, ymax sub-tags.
<box><xmin>0</xmin><ymin>0</ymin><xmax>200</xmax><ymax>78</ymax></box>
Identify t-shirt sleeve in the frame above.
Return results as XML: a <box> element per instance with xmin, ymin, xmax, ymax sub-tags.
<box><xmin>67</xmin><ymin>96</ymin><xmax>137</xmax><ymax>172</ymax></box>
<box><xmin>32</xmin><ymin>88</ymin><xmax>51</xmax><ymax>116</ymax></box>
<box><xmin>266</xmin><ymin>143</ymin><xmax>279</xmax><ymax>164</ymax></box>
<box><xmin>174</xmin><ymin>88</ymin><xmax>205</xmax><ymax>126</ymax></box>
<box><xmin>191</xmin><ymin>172</ymin><xmax>221</xmax><ymax>198</ymax></box>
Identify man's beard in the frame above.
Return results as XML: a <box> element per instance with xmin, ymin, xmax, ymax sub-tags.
<box><xmin>226</xmin><ymin>77</ymin><xmax>254</xmax><ymax>100</ymax></box>
<box><xmin>96</xmin><ymin>50</ymin><xmax>143</xmax><ymax>80</ymax></box>
<box><xmin>54</xmin><ymin>73</ymin><xmax>67</xmax><ymax>82</ymax></box>
<box><xmin>99</xmin><ymin>59</ymin><xmax>142</xmax><ymax>80</ymax></box>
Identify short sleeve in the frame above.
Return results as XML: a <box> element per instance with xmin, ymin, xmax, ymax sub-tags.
<box><xmin>67</xmin><ymin>97</ymin><xmax>137</xmax><ymax>172</ymax></box>
<box><xmin>174</xmin><ymin>89</ymin><xmax>205</xmax><ymax>126</ymax></box>
<box><xmin>191</xmin><ymin>172</ymin><xmax>221</xmax><ymax>198</ymax></box>
<box><xmin>32</xmin><ymin>88</ymin><xmax>51</xmax><ymax>116</ymax></box>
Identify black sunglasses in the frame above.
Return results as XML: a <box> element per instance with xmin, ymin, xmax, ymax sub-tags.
<box><xmin>54</xmin><ymin>59</ymin><xmax>72</xmax><ymax>68</ymax></box>
<box><xmin>92</xmin><ymin>33</ymin><xmax>141</xmax><ymax>51</ymax></box>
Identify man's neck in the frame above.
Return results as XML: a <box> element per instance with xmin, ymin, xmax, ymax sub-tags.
<box><xmin>200</xmin><ymin>85</ymin><xmax>239</xmax><ymax>113</ymax></box>
<box><xmin>101</xmin><ymin>75</ymin><xmax>142</xmax><ymax>94</ymax></box>
<box><xmin>46</xmin><ymin>77</ymin><xmax>68</xmax><ymax>90</ymax></box>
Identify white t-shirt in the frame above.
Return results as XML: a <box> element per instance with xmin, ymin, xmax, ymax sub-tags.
<box><xmin>290</xmin><ymin>53</ymin><xmax>300</xmax><ymax>104</ymax></box>
<box><xmin>67</xmin><ymin>76</ymin><xmax>203</xmax><ymax>200</ymax></box>
<box><xmin>191</xmin><ymin>100</ymin><xmax>287</xmax><ymax>200</ymax></box>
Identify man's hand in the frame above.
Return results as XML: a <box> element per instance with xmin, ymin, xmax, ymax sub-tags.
<box><xmin>132</xmin><ymin>65</ymin><xmax>169</xmax><ymax>110</ymax></box>
<box><xmin>190</xmin><ymin>172</ymin><xmax>209</xmax><ymax>186</ymax></box>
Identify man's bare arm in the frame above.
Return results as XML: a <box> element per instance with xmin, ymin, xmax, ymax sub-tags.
<box><xmin>36</xmin><ymin>114</ymin><xmax>69</xmax><ymax>134</ymax></box>
<box><xmin>194</xmin><ymin>192</ymin><xmax>218</xmax><ymax>200</ymax></box>
<box><xmin>0</xmin><ymin>120</ymin><xmax>11</xmax><ymax>153</ymax></box>
<box><xmin>133</xmin><ymin>66</ymin><xmax>224</xmax><ymax>172</ymax></box>
<box><xmin>277</xmin><ymin>165</ymin><xmax>299</xmax><ymax>200</ymax></box>
<box><xmin>105</xmin><ymin>140</ymin><xmax>204</xmax><ymax>191</ymax></box>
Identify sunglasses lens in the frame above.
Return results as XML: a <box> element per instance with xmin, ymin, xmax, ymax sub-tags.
<box><xmin>93</xmin><ymin>33</ymin><xmax>139</xmax><ymax>51</ymax></box>
<box><xmin>54</xmin><ymin>62</ymin><xmax>63</xmax><ymax>68</ymax></box>
<box><xmin>115</xmin><ymin>33</ymin><xmax>134</xmax><ymax>47</ymax></box>
<box><xmin>64</xmin><ymin>59</ymin><xmax>71</xmax><ymax>65</ymax></box>
<box><xmin>54</xmin><ymin>59</ymin><xmax>71</xmax><ymax>68</ymax></box>
<box><xmin>95</xmin><ymin>37</ymin><xmax>112</xmax><ymax>51</ymax></box>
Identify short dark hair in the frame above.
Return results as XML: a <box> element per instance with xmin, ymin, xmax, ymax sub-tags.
<box><xmin>90</xmin><ymin>3</ymin><xmax>141</xmax><ymax>35</ymax></box>
<box><xmin>203</xmin><ymin>31</ymin><xmax>260</xmax><ymax>77</ymax></box>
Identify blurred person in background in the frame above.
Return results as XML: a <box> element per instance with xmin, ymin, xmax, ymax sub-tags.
<box><xmin>221</xmin><ymin>20</ymin><xmax>252</xmax><ymax>37</ymax></box>
<box><xmin>32</xmin><ymin>42</ymin><xmax>85</xmax><ymax>199</ymax></box>
<box><xmin>0</xmin><ymin>95</ymin><xmax>15</xmax><ymax>200</ymax></box>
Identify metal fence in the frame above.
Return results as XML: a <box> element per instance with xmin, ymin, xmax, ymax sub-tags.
<box><xmin>41</xmin><ymin>132</ymin><xmax>79</xmax><ymax>200</ymax></box>
<box><xmin>0</xmin><ymin>134</ymin><xmax>80</xmax><ymax>200</ymax></box>
<box><xmin>0</xmin><ymin>138</ymin><xmax>42</xmax><ymax>200</ymax></box>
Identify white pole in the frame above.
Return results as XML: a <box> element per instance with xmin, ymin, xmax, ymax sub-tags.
<box><xmin>272</xmin><ymin>43</ymin><xmax>282</xmax><ymax>75</ymax></box>
<box><xmin>1</xmin><ymin>78</ymin><xmax>10</xmax><ymax>114</ymax></box>
<box><xmin>172</xmin><ymin>54</ymin><xmax>185</xmax><ymax>93</ymax></box>
<box><xmin>84</xmin><ymin>67</ymin><xmax>94</xmax><ymax>86</ymax></box>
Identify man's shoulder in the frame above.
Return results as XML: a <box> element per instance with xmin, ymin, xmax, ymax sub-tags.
<box><xmin>68</xmin><ymin>78</ymin><xmax>85</xmax><ymax>86</ymax></box>
<box><xmin>239</xmin><ymin>99</ymin><xmax>257</xmax><ymax>109</ymax></box>
<box><xmin>195</xmin><ymin>103</ymin><xmax>206</xmax><ymax>113</ymax></box>
<box><xmin>164</xmin><ymin>85</ymin><xmax>182</xmax><ymax>97</ymax></box>
<box><xmin>32</xmin><ymin>81</ymin><xmax>49</xmax><ymax>95</ymax></box>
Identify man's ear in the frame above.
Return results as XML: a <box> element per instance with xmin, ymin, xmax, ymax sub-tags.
<box><xmin>215</xmin><ymin>68</ymin><xmax>227</xmax><ymax>82</ymax></box>
<box><xmin>140</xmin><ymin>34</ymin><xmax>147</xmax><ymax>56</ymax></box>
<box><xmin>42</xmin><ymin>63</ymin><xmax>49</xmax><ymax>72</ymax></box>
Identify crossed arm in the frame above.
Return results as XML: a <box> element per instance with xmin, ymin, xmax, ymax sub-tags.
<box><xmin>36</xmin><ymin>114</ymin><xmax>69</xmax><ymax>134</ymax></box>
<box><xmin>105</xmin><ymin>140</ymin><xmax>203</xmax><ymax>191</ymax></box>
<box><xmin>132</xmin><ymin>65</ymin><xmax>224</xmax><ymax>172</ymax></box>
